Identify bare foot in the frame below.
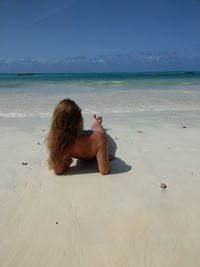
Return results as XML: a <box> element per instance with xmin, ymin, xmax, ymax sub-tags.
<box><xmin>92</xmin><ymin>114</ymin><xmax>102</xmax><ymax>124</ymax></box>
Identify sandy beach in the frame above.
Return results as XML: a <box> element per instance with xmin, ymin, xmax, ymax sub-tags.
<box><xmin>0</xmin><ymin>109</ymin><xmax>200</xmax><ymax>267</ymax></box>
<box><xmin>1</xmin><ymin>0</ymin><xmax>200</xmax><ymax>262</ymax></box>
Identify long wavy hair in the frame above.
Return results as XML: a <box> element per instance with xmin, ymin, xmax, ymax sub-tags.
<box><xmin>47</xmin><ymin>99</ymin><xmax>82</xmax><ymax>170</ymax></box>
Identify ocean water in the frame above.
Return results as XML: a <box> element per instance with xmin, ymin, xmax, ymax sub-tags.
<box><xmin>0</xmin><ymin>71</ymin><xmax>200</xmax><ymax>118</ymax></box>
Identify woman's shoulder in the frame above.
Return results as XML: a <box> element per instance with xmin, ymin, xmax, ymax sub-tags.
<box><xmin>89</xmin><ymin>131</ymin><xmax>107</xmax><ymax>145</ymax></box>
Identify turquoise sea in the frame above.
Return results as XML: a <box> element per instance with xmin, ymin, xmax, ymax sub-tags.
<box><xmin>0</xmin><ymin>71</ymin><xmax>200</xmax><ymax>118</ymax></box>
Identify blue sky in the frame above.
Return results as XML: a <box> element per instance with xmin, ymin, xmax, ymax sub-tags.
<box><xmin>0</xmin><ymin>0</ymin><xmax>200</xmax><ymax>73</ymax></box>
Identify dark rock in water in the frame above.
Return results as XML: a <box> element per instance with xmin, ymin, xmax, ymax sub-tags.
<box><xmin>137</xmin><ymin>130</ymin><xmax>143</xmax><ymax>133</ymax></box>
<box><xmin>22</xmin><ymin>162</ymin><xmax>28</xmax><ymax>165</ymax></box>
<box><xmin>184</xmin><ymin>72</ymin><xmax>195</xmax><ymax>74</ymax></box>
<box><xmin>17</xmin><ymin>73</ymin><xmax>35</xmax><ymax>76</ymax></box>
<box><xmin>182</xmin><ymin>126</ymin><xmax>187</xmax><ymax>128</ymax></box>
<box><xmin>160</xmin><ymin>183</ymin><xmax>167</xmax><ymax>189</ymax></box>
<box><xmin>38</xmin><ymin>142</ymin><xmax>41</xmax><ymax>145</ymax></box>
<box><xmin>42</xmin><ymin>129</ymin><xmax>46</xmax><ymax>131</ymax></box>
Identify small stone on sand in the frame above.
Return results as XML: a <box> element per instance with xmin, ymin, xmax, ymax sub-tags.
<box><xmin>137</xmin><ymin>130</ymin><xmax>143</xmax><ymax>133</ymax></box>
<box><xmin>166</xmin><ymin>116</ymin><xmax>171</xmax><ymax>120</ymax></box>
<box><xmin>38</xmin><ymin>142</ymin><xmax>41</xmax><ymax>145</ymax></box>
<box><xmin>22</xmin><ymin>162</ymin><xmax>28</xmax><ymax>165</ymax></box>
<box><xmin>56</xmin><ymin>221</ymin><xmax>58</xmax><ymax>224</ymax></box>
<box><xmin>42</xmin><ymin>129</ymin><xmax>45</xmax><ymax>131</ymax></box>
<box><xmin>114</xmin><ymin>137</ymin><xmax>118</xmax><ymax>140</ymax></box>
<box><xmin>160</xmin><ymin>183</ymin><xmax>167</xmax><ymax>189</ymax></box>
<box><xmin>182</xmin><ymin>126</ymin><xmax>187</xmax><ymax>128</ymax></box>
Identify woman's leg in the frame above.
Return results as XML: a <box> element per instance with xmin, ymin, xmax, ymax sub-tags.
<box><xmin>91</xmin><ymin>115</ymin><xmax>115</xmax><ymax>160</ymax></box>
<box><xmin>91</xmin><ymin>114</ymin><xmax>104</xmax><ymax>133</ymax></box>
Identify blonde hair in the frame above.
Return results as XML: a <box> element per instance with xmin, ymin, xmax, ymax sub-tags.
<box><xmin>47</xmin><ymin>99</ymin><xmax>82</xmax><ymax>170</ymax></box>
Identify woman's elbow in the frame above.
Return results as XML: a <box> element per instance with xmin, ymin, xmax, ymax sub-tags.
<box><xmin>54</xmin><ymin>170</ymin><xmax>64</xmax><ymax>175</ymax></box>
<box><xmin>100</xmin><ymin>166</ymin><xmax>110</xmax><ymax>175</ymax></box>
<box><xmin>54</xmin><ymin>166</ymin><xmax>65</xmax><ymax>175</ymax></box>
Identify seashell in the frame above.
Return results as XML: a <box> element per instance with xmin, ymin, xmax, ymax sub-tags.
<box><xmin>160</xmin><ymin>183</ymin><xmax>167</xmax><ymax>189</ymax></box>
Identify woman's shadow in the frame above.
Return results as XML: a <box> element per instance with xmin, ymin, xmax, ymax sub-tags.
<box><xmin>66</xmin><ymin>130</ymin><xmax>132</xmax><ymax>175</ymax></box>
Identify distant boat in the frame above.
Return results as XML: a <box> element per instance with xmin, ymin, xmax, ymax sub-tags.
<box><xmin>17</xmin><ymin>73</ymin><xmax>35</xmax><ymax>76</ymax></box>
<box><xmin>184</xmin><ymin>71</ymin><xmax>195</xmax><ymax>74</ymax></box>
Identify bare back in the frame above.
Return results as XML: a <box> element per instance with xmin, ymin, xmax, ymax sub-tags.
<box><xmin>70</xmin><ymin>131</ymin><xmax>100</xmax><ymax>159</ymax></box>
<box><xmin>54</xmin><ymin>115</ymin><xmax>112</xmax><ymax>175</ymax></box>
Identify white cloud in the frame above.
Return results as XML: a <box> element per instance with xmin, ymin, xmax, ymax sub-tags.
<box><xmin>147</xmin><ymin>56</ymin><xmax>154</xmax><ymax>62</ymax></box>
<box><xmin>1</xmin><ymin>50</ymin><xmax>181</xmax><ymax>66</ymax></box>
<box><xmin>5</xmin><ymin>59</ymin><xmax>12</xmax><ymax>64</ymax></box>
<box><xmin>1</xmin><ymin>49</ymin><xmax>200</xmax><ymax>73</ymax></box>
<box><xmin>98</xmin><ymin>59</ymin><xmax>105</xmax><ymax>63</ymax></box>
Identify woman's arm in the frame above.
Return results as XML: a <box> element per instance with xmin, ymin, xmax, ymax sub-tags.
<box><xmin>96</xmin><ymin>132</ymin><xmax>110</xmax><ymax>175</ymax></box>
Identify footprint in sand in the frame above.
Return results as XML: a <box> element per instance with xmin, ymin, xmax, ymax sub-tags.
<box><xmin>168</xmin><ymin>146</ymin><xmax>183</xmax><ymax>152</ymax></box>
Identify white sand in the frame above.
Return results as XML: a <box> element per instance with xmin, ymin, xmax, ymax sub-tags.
<box><xmin>0</xmin><ymin>111</ymin><xmax>200</xmax><ymax>267</ymax></box>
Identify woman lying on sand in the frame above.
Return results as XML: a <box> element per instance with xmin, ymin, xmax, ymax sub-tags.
<box><xmin>47</xmin><ymin>99</ymin><xmax>114</xmax><ymax>175</ymax></box>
